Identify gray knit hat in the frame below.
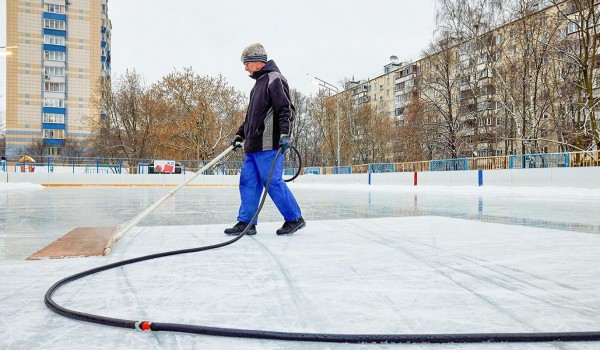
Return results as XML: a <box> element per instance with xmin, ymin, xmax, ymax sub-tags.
<box><xmin>241</xmin><ymin>43</ymin><xmax>268</xmax><ymax>63</ymax></box>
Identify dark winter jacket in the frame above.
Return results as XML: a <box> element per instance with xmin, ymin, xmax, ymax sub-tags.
<box><xmin>236</xmin><ymin>60</ymin><xmax>295</xmax><ymax>154</ymax></box>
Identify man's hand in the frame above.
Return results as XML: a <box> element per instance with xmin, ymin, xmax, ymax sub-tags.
<box><xmin>231</xmin><ymin>135</ymin><xmax>244</xmax><ymax>150</ymax></box>
<box><xmin>279</xmin><ymin>134</ymin><xmax>290</xmax><ymax>153</ymax></box>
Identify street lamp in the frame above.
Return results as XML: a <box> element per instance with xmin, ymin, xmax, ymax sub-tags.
<box><xmin>307</xmin><ymin>74</ymin><xmax>341</xmax><ymax>169</ymax></box>
<box><xmin>0</xmin><ymin>46</ymin><xmax>18</xmax><ymax>56</ymax></box>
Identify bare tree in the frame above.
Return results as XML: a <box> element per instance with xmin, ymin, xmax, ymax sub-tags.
<box><xmin>290</xmin><ymin>89</ymin><xmax>324</xmax><ymax>167</ymax></box>
<box><xmin>21</xmin><ymin>139</ymin><xmax>45</xmax><ymax>158</ymax></box>
<box><xmin>88</xmin><ymin>70</ymin><xmax>157</xmax><ymax>164</ymax></box>
<box><xmin>396</xmin><ymin>98</ymin><xmax>430</xmax><ymax>161</ymax></box>
<box><xmin>309</xmin><ymin>90</ymin><xmax>339</xmax><ymax>166</ymax></box>
<box><xmin>153</xmin><ymin>68</ymin><xmax>246</xmax><ymax>161</ymax></box>
<box><xmin>348</xmin><ymin>104</ymin><xmax>395</xmax><ymax>163</ymax></box>
<box><xmin>62</xmin><ymin>136</ymin><xmax>88</xmax><ymax>158</ymax></box>
<box><xmin>0</xmin><ymin>134</ymin><xmax>5</xmax><ymax>159</ymax></box>
<box><xmin>0</xmin><ymin>109</ymin><xmax>5</xmax><ymax>132</ymax></box>
<box><xmin>435</xmin><ymin>0</ymin><xmax>509</xmax><ymax>157</ymax></box>
<box><xmin>549</xmin><ymin>0</ymin><xmax>600</xmax><ymax>150</ymax></box>
<box><xmin>496</xmin><ymin>2</ymin><xmax>565</xmax><ymax>155</ymax></box>
<box><xmin>419</xmin><ymin>32</ymin><xmax>466</xmax><ymax>159</ymax></box>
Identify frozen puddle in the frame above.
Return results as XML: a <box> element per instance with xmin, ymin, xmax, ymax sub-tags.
<box><xmin>1</xmin><ymin>216</ymin><xmax>600</xmax><ymax>350</ymax></box>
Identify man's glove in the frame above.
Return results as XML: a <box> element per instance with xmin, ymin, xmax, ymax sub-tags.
<box><xmin>279</xmin><ymin>134</ymin><xmax>290</xmax><ymax>153</ymax></box>
<box><xmin>231</xmin><ymin>135</ymin><xmax>244</xmax><ymax>150</ymax></box>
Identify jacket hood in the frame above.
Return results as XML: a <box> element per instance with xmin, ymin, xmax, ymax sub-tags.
<box><xmin>251</xmin><ymin>60</ymin><xmax>280</xmax><ymax>80</ymax></box>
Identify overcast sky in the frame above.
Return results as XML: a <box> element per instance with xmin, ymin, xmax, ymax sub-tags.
<box><xmin>1</xmin><ymin>0</ymin><xmax>438</xmax><ymax>127</ymax></box>
<box><xmin>108</xmin><ymin>0</ymin><xmax>438</xmax><ymax>95</ymax></box>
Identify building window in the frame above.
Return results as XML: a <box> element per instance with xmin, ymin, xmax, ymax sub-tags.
<box><xmin>567</xmin><ymin>22</ymin><xmax>578</xmax><ymax>34</ymax></box>
<box><xmin>44</xmin><ymin>34</ymin><xmax>65</xmax><ymax>46</ymax></box>
<box><xmin>44</xmin><ymin>50</ymin><xmax>65</xmax><ymax>61</ymax></box>
<box><xmin>43</xmin><ymin>129</ymin><xmax>65</xmax><ymax>139</ymax></box>
<box><xmin>43</xmin><ymin>19</ymin><xmax>66</xmax><ymax>30</ymax></box>
<box><xmin>508</xmin><ymin>46</ymin><xmax>516</xmax><ymax>57</ymax></box>
<box><xmin>44</xmin><ymin>66</ymin><xmax>65</xmax><ymax>77</ymax></box>
<box><xmin>43</xmin><ymin>113</ymin><xmax>65</xmax><ymax>123</ymax></box>
<box><xmin>460</xmin><ymin>58</ymin><xmax>473</xmax><ymax>69</ymax></box>
<box><xmin>492</xmin><ymin>34</ymin><xmax>502</xmax><ymax>46</ymax></box>
<box><xmin>43</xmin><ymin>98</ymin><xmax>65</xmax><ymax>108</ymax></box>
<box><xmin>45</xmin><ymin>147</ymin><xmax>62</xmax><ymax>156</ymax></box>
<box><xmin>44</xmin><ymin>82</ymin><xmax>65</xmax><ymax>92</ymax></box>
<box><xmin>476</xmin><ymin>69</ymin><xmax>489</xmax><ymax>80</ymax></box>
<box><xmin>477</xmin><ymin>101</ymin><xmax>495</xmax><ymax>112</ymax></box>
<box><xmin>557</xmin><ymin>28</ymin><xmax>567</xmax><ymax>40</ymax></box>
<box><xmin>44</xmin><ymin>4</ymin><xmax>66</xmax><ymax>14</ymax></box>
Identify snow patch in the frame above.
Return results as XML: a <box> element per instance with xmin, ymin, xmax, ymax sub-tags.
<box><xmin>0</xmin><ymin>182</ymin><xmax>45</xmax><ymax>191</ymax></box>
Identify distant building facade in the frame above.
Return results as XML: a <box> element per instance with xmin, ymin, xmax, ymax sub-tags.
<box><xmin>5</xmin><ymin>0</ymin><xmax>111</xmax><ymax>157</ymax></box>
<box><xmin>337</xmin><ymin>0</ymin><xmax>600</xmax><ymax>159</ymax></box>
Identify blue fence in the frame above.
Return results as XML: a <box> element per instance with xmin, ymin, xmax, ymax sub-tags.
<box><xmin>333</xmin><ymin>166</ymin><xmax>352</xmax><ymax>174</ymax></box>
<box><xmin>2</xmin><ymin>151</ymin><xmax>582</xmax><ymax>176</ymax></box>
<box><xmin>283</xmin><ymin>159</ymin><xmax>301</xmax><ymax>177</ymax></box>
<box><xmin>509</xmin><ymin>153</ymin><xmax>569</xmax><ymax>169</ymax></box>
<box><xmin>304</xmin><ymin>167</ymin><xmax>321</xmax><ymax>175</ymax></box>
<box><xmin>430</xmin><ymin>158</ymin><xmax>469</xmax><ymax>171</ymax></box>
<box><xmin>369</xmin><ymin>163</ymin><xmax>395</xmax><ymax>173</ymax></box>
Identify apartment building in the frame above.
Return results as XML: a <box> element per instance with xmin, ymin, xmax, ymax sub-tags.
<box><xmin>4</xmin><ymin>0</ymin><xmax>111</xmax><ymax>157</ymax></box>
<box><xmin>337</xmin><ymin>0</ymin><xmax>593</xmax><ymax>159</ymax></box>
<box><xmin>346</xmin><ymin>62</ymin><xmax>399</xmax><ymax>117</ymax></box>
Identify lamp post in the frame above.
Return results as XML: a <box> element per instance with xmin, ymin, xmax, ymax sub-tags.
<box><xmin>307</xmin><ymin>74</ymin><xmax>341</xmax><ymax>169</ymax></box>
<box><xmin>0</xmin><ymin>46</ymin><xmax>18</xmax><ymax>56</ymax></box>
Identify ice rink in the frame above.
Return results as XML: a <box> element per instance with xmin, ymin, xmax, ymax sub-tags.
<box><xmin>1</xmin><ymin>182</ymin><xmax>600</xmax><ymax>349</ymax></box>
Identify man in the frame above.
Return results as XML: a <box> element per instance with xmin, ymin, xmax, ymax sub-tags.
<box><xmin>224</xmin><ymin>43</ymin><xmax>305</xmax><ymax>236</ymax></box>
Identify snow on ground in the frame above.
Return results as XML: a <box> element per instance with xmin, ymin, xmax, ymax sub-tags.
<box><xmin>1</xmin><ymin>217</ymin><xmax>600</xmax><ymax>350</ymax></box>
<box><xmin>0</xmin><ymin>182</ymin><xmax>44</xmax><ymax>191</ymax></box>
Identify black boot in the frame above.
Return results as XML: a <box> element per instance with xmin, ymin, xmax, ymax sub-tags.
<box><xmin>276</xmin><ymin>217</ymin><xmax>306</xmax><ymax>235</ymax></box>
<box><xmin>224</xmin><ymin>221</ymin><xmax>256</xmax><ymax>235</ymax></box>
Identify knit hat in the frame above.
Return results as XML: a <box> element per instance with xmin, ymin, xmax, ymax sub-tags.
<box><xmin>241</xmin><ymin>43</ymin><xmax>268</xmax><ymax>63</ymax></box>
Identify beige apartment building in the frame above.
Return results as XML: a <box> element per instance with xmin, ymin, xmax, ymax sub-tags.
<box><xmin>4</xmin><ymin>0</ymin><xmax>111</xmax><ymax>158</ymax></box>
<box><xmin>338</xmin><ymin>0</ymin><xmax>597</xmax><ymax>160</ymax></box>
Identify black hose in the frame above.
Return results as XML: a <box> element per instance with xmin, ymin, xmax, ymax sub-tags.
<box><xmin>283</xmin><ymin>145</ymin><xmax>301</xmax><ymax>182</ymax></box>
<box><xmin>45</xmin><ymin>148</ymin><xmax>600</xmax><ymax>344</ymax></box>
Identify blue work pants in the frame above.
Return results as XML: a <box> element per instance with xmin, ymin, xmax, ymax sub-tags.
<box><xmin>237</xmin><ymin>150</ymin><xmax>301</xmax><ymax>224</ymax></box>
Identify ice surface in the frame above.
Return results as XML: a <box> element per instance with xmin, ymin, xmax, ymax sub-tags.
<box><xmin>1</xmin><ymin>183</ymin><xmax>599</xmax><ymax>349</ymax></box>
